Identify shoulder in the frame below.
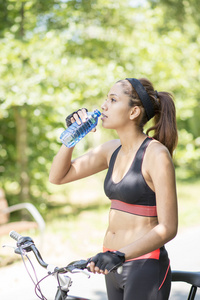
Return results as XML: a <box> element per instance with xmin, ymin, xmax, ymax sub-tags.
<box><xmin>147</xmin><ymin>139</ymin><xmax>171</xmax><ymax>158</ymax></box>
<box><xmin>143</xmin><ymin>139</ymin><xmax>176</xmax><ymax>189</ymax></box>
<box><xmin>99</xmin><ymin>139</ymin><xmax>121</xmax><ymax>158</ymax></box>
<box><xmin>145</xmin><ymin>139</ymin><xmax>174</xmax><ymax>170</ymax></box>
<box><xmin>97</xmin><ymin>139</ymin><xmax>121</xmax><ymax>166</ymax></box>
<box><xmin>95</xmin><ymin>139</ymin><xmax>121</xmax><ymax>154</ymax></box>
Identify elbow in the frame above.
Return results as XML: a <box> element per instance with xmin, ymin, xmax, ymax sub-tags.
<box><xmin>49</xmin><ymin>172</ymin><xmax>70</xmax><ymax>185</ymax></box>
<box><xmin>168</xmin><ymin>226</ymin><xmax>177</xmax><ymax>241</ymax></box>
<box><xmin>173</xmin><ymin>222</ymin><xmax>178</xmax><ymax>238</ymax></box>
<box><xmin>158</xmin><ymin>222</ymin><xmax>178</xmax><ymax>244</ymax></box>
<box><xmin>49</xmin><ymin>175</ymin><xmax>62</xmax><ymax>185</ymax></box>
<box><xmin>170</xmin><ymin>217</ymin><xmax>178</xmax><ymax>240</ymax></box>
<box><xmin>166</xmin><ymin>223</ymin><xmax>178</xmax><ymax>243</ymax></box>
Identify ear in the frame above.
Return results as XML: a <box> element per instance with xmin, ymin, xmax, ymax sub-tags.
<box><xmin>129</xmin><ymin>106</ymin><xmax>141</xmax><ymax>120</ymax></box>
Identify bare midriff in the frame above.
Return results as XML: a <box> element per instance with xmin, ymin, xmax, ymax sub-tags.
<box><xmin>103</xmin><ymin>208</ymin><xmax>158</xmax><ymax>250</ymax></box>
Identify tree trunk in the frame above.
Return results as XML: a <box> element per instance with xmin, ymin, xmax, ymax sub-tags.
<box><xmin>14</xmin><ymin>2</ymin><xmax>30</xmax><ymax>203</ymax></box>
<box><xmin>14</xmin><ymin>106</ymin><xmax>30</xmax><ymax>203</ymax></box>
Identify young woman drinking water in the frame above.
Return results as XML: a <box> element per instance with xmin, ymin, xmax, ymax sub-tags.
<box><xmin>49</xmin><ymin>77</ymin><xmax>178</xmax><ymax>300</ymax></box>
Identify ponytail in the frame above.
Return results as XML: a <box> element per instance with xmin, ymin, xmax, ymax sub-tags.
<box><xmin>146</xmin><ymin>91</ymin><xmax>178</xmax><ymax>157</ymax></box>
<box><xmin>121</xmin><ymin>78</ymin><xmax>178</xmax><ymax>157</ymax></box>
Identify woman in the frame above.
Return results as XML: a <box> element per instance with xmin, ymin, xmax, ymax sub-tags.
<box><xmin>49</xmin><ymin>77</ymin><xmax>178</xmax><ymax>300</ymax></box>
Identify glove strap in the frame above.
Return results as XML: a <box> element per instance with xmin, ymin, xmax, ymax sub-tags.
<box><xmin>112</xmin><ymin>250</ymin><xmax>126</xmax><ymax>262</ymax></box>
<box><xmin>65</xmin><ymin>108</ymin><xmax>88</xmax><ymax>127</ymax></box>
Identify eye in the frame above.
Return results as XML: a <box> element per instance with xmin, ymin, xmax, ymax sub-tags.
<box><xmin>111</xmin><ymin>98</ymin><xmax>116</xmax><ymax>102</ymax></box>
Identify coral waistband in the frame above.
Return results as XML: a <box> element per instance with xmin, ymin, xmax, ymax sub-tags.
<box><xmin>103</xmin><ymin>246</ymin><xmax>160</xmax><ymax>261</ymax></box>
<box><xmin>110</xmin><ymin>199</ymin><xmax>157</xmax><ymax>217</ymax></box>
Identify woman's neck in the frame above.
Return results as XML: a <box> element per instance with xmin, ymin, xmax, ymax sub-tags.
<box><xmin>117</xmin><ymin>130</ymin><xmax>147</xmax><ymax>154</ymax></box>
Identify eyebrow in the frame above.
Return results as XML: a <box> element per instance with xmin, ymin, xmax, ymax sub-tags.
<box><xmin>107</xmin><ymin>93</ymin><xmax>118</xmax><ymax>97</ymax></box>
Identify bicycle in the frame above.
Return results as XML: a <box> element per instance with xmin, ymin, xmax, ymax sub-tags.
<box><xmin>171</xmin><ymin>270</ymin><xmax>200</xmax><ymax>300</ymax></box>
<box><xmin>4</xmin><ymin>230</ymin><xmax>94</xmax><ymax>300</ymax></box>
<box><xmin>4</xmin><ymin>230</ymin><xmax>200</xmax><ymax>300</ymax></box>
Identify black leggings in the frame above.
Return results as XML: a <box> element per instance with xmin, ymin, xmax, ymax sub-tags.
<box><xmin>105</xmin><ymin>247</ymin><xmax>171</xmax><ymax>300</ymax></box>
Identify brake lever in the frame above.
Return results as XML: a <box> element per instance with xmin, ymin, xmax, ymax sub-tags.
<box><xmin>71</xmin><ymin>259</ymin><xmax>89</xmax><ymax>269</ymax></box>
<box><xmin>2</xmin><ymin>244</ymin><xmax>27</xmax><ymax>255</ymax></box>
<box><xmin>62</xmin><ymin>259</ymin><xmax>91</xmax><ymax>277</ymax></box>
<box><xmin>2</xmin><ymin>244</ymin><xmax>16</xmax><ymax>250</ymax></box>
<box><xmin>71</xmin><ymin>268</ymin><xmax>91</xmax><ymax>278</ymax></box>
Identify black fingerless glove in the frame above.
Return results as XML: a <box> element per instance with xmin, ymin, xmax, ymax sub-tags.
<box><xmin>65</xmin><ymin>108</ymin><xmax>88</xmax><ymax>127</ymax></box>
<box><xmin>89</xmin><ymin>251</ymin><xmax>125</xmax><ymax>273</ymax></box>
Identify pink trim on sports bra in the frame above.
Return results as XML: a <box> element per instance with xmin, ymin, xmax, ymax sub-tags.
<box><xmin>111</xmin><ymin>199</ymin><xmax>157</xmax><ymax>217</ymax></box>
<box><xmin>103</xmin><ymin>246</ymin><xmax>160</xmax><ymax>261</ymax></box>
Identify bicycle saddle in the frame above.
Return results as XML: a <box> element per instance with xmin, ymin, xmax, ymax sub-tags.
<box><xmin>172</xmin><ymin>271</ymin><xmax>200</xmax><ymax>287</ymax></box>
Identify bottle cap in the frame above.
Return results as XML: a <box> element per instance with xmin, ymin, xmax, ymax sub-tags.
<box><xmin>94</xmin><ymin>109</ymin><xmax>101</xmax><ymax>117</ymax></box>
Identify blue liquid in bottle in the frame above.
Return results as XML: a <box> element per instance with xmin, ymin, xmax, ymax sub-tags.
<box><xmin>60</xmin><ymin>109</ymin><xmax>101</xmax><ymax>148</ymax></box>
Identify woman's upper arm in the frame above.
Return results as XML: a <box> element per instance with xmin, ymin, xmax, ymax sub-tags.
<box><xmin>59</xmin><ymin>140</ymin><xmax>119</xmax><ymax>184</ymax></box>
<box><xmin>147</xmin><ymin>143</ymin><xmax>178</xmax><ymax>239</ymax></box>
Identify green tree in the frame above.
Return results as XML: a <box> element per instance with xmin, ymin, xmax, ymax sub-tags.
<box><xmin>150</xmin><ymin>0</ymin><xmax>200</xmax><ymax>27</ymax></box>
<box><xmin>0</xmin><ymin>0</ymin><xmax>133</xmax><ymax>205</ymax></box>
<box><xmin>147</xmin><ymin>0</ymin><xmax>200</xmax><ymax>178</ymax></box>
<box><xmin>1</xmin><ymin>0</ymin><xmax>200</xmax><ymax>209</ymax></box>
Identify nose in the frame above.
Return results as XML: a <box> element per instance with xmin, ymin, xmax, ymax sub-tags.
<box><xmin>101</xmin><ymin>100</ymin><xmax>107</xmax><ymax>111</ymax></box>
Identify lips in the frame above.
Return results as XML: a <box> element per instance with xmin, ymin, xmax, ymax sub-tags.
<box><xmin>101</xmin><ymin>113</ymin><xmax>108</xmax><ymax>118</ymax></box>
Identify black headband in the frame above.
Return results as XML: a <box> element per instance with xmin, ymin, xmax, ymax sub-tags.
<box><xmin>126</xmin><ymin>78</ymin><xmax>155</xmax><ymax>120</ymax></box>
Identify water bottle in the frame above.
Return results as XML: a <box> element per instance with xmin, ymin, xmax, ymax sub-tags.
<box><xmin>60</xmin><ymin>109</ymin><xmax>101</xmax><ymax>148</ymax></box>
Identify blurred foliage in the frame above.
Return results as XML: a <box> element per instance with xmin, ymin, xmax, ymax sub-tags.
<box><xmin>0</xmin><ymin>0</ymin><xmax>200</xmax><ymax>209</ymax></box>
<box><xmin>151</xmin><ymin>0</ymin><xmax>200</xmax><ymax>28</ymax></box>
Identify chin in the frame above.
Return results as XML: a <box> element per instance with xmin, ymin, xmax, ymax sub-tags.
<box><xmin>102</xmin><ymin>124</ymin><xmax>114</xmax><ymax>130</ymax></box>
<box><xmin>101</xmin><ymin>120</ymin><xmax>115</xmax><ymax>130</ymax></box>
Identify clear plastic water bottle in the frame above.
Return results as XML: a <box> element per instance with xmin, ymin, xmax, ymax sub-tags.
<box><xmin>60</xmin><ymin>109</ymin><xmax>101</xmax><ymax>148</ymax></box>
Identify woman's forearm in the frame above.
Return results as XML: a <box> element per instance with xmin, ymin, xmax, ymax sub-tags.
<box><xmin>49</xmin><ymin>144</ymin><xmax>74</xmax><ymax>184</ymax></box>
<box><xmin>119</xmin><ymin>222</ymin><xmax>177</xmax><ymax>261</ymax></box>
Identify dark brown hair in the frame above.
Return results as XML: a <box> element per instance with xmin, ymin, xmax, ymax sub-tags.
<box><xmin>119</xmin><ymin>78</ymin><xmax>178</xmax><ymax>156</ymax></box>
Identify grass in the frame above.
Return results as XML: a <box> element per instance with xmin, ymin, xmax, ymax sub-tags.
<box><xmin>176</xmin><ymin>180</ymin><xmax>200</xmax><ymax>228</ymax></box>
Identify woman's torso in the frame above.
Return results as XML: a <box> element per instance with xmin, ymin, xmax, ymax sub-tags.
<box><xmin>103</xmin><ymin>137</ymin><xmax>158</xmax><ymax>250</ymax></box>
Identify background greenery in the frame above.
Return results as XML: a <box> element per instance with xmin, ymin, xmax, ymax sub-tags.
<box><xmin>0</xmin><ymin>0</ymin><xmax>200</xmax><ymax>228</ymax></box>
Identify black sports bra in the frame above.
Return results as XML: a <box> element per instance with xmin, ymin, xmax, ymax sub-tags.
<box><xmin>104</xmin><ymin>137</ymin><xmax>157</xmax><ymax>217</ymax></box>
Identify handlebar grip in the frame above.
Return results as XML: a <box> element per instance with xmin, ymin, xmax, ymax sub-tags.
<box><xmin>9</xmin><ymin>230</ymin><xmax>22</xmax><ymax>241</ymax></box>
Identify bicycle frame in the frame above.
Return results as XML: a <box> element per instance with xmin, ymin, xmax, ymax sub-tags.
<box><xmin>172</xmin><ymin>270</ymin><xmax>200</xmax><ymax>300</ymax></box>
<box><xmin>6</xmin><ymin>230</ymin><xmax>200</xmax><ymax>300</ymax></box>
<box><xmin>7</xmin><ymin>231</ymin><xmax>91</xmax><ymax>300</ymax></box>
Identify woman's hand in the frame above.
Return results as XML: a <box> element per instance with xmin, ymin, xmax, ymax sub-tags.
<box><xmin>65</xmin><ymin>108</ymin><xmax>88</xmax><ymax>127</ymax></box>
<box><xmin>88</xmin><ymin>251</ymin><xmax>125</xmax><ymax>275</ymax></box>
<box><xmin>65</xmin><ymin>108</ymin><xmax>96</xmax><ymax>132</ymax></box>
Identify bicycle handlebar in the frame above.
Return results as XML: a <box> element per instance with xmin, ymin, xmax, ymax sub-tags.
<box><xmin>10</xmin><ymin>230</ymin><xmax>22</xmax><ymax>241</ymax></box>
<box><xmin>9</xmin><ymin>230</ymin><xmax>90</xmax><ymax>274</ymax></box>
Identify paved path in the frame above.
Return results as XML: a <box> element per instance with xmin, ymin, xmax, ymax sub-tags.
<box><xmin>0</xmin><ymin>226</ymin><xmax>200</xmax><ymax>300</ymax></box>
<box><xmin>166</xmin><ymin>226</ymin><xmax>200</xmax><ymax>299</ymax></box>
